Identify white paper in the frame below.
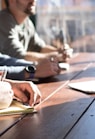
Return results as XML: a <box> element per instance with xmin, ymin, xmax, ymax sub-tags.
<box><xmin>68</xmin><ymin>80</ymin><xmax>95</xmax><ymax>94</ymax></box>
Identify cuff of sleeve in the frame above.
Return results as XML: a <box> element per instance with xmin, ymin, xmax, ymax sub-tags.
<box><xmin>28</xmin><ymin>73</ymin><xmax>35</xmax><ymax>79</ymax></box>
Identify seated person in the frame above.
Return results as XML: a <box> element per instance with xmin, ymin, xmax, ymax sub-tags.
<box><xmin>0</xmin><ymin>53</ymin><xmax>60</xmax><ymax>80</ymax></box>
<box><xmin>0</xmin><ymin>0</ymin><xmax>73</xmax><ymax>63</ymax></box>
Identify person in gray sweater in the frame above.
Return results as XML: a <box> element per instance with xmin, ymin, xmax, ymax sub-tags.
<box><xmin>0</xmin><ymin>0</ymin><xmax>73</xmax><ymax>63</ymax></box>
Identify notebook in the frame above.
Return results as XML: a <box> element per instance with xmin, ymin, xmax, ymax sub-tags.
<box><xmin>0</xmin><ymin>99</ymin><xmax>36</xmax><ymax>116</ymax></box>
<box><xmin>68</xmin><ymin>80</ymin><xmax>95</xmax><ymax>94</ymax></box>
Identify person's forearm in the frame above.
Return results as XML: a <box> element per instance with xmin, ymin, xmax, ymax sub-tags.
<box><xmin>24</xmin><ymin>51</ymin><xmax>46</xmax><ymax>62</ymax></box>
<box><xmin>40</xmin><ymin>45</ymin><xmax>57</xmax><ymax>53</ymax></box>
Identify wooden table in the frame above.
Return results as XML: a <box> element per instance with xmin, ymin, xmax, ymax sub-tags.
<box><xmin>1</xmin><ymin>52</ymin><xmax>95</xmax><ymax>139</ymax></box>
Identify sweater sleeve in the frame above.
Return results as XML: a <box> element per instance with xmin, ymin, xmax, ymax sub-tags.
<box><xmin>0</xmin><ymin>9</ymin><xmax>26</xmax><ymax>59</ymax></box>
<box><xmin>0</xmin><ymin>53</ymin><xmax>33</xmax><ymax>80</ymax></box>
<box><xmin>0</xmin><ymin>53</ymin><xmax>33</xmax><ymax>66</ymax></box>
<box><xmin>0</xmin><ymin>66</ymin><xmax>25</xmax><ymax>80</ymax></box>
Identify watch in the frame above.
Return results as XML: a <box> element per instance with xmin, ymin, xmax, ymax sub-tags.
<box><xmin>25</xmin><ymin>65</ymin><xmax>36</xmax><ymax>79</ymax></box>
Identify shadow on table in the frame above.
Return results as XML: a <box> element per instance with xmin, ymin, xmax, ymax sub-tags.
<box><xmin>22</xmin><ymin>97</ymin><xmax>93</xmax><ymax>139</ymax></box>
<box><xmin>36</xmin><ymin>66</ymin><xmax>95</xmax><ymax>84</ymax></box>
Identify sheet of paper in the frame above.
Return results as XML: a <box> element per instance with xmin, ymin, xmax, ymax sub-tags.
<box><xmin>68</xmin><ymin>80</ymin><xmax>95</xmax><ymax>94</ymax></box>
<box><xmin>0</xmin><ymin>100</ymin><xmax>36</xmax><ymax>116</ymax></box>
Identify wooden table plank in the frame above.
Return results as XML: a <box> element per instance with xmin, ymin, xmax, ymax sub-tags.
<box><xmin>0</xmin><ymin>115</ymin><xmax>25</xmax><ymax>136</ymax></box>
<box><xmin>69</xmin><ymin>62</ymin><xmax>95</xmax><ymax>84</ymax></box>
<box><xmin>65</xmin><ymin>100</ymin><xmax>95</xmax><ymax>139</ymax></box>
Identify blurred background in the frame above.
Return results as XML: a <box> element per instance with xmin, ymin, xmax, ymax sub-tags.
<box><xmin>0</xmin><ymin>0</ymin><xmax>95</xmax><ymax>53</ymax></box>
<box><xmin>36</xmin><ymin>0</ymin><xmax>95</xmax><ymax>53</ymax></box>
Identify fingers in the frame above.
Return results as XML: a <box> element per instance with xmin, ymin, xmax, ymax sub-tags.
<box><xmin>13</xmin><ymin>81</ymin><xmax>41</xmax><ymax>107</ymax></box>
<box><xmin>58</xmin><ymin>48</ymin><xmax>73</xmax><ymax>62</ymax></box>
<box><xmin>64</xmin><ymin>48</ymin><xmax>73</xmax><ymax>58</ymax></box>
<box><xmin>28</xmin><ymin>82</ymin><xmax>41</xmax><ymax>106</ymax></box>
<box><xmin>15</xmin><ymin>89</ymin><xmax>29</xmax><ymax>103</ymax></box>
<box><xmin>63</xmin><ymin>44</ymin><xmax>73</xmax><ymax>58</ymax></box>
<box><xmin>50</xmin><ymin>56</ymin><xmax>61</xmax><ymax>74</ymax></box>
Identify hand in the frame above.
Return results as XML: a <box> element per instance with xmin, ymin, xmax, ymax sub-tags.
<box><xmin>8</xmin><ymin>80</ymin><xmax>41</xmax><ymax>106</ymax></box>
<box><xmin>35</xmin><ymin>57</ymin><xmax>61</xmax><ymax>78</ymax></box>
<box><xmin>58</xmin><ymin>43</ymin><xmax>73</xmax><ymax>62</ymax></box>
<box><xmin>43</xmin><ymin>44</ymin><xmax>73</xmax><ymax>63</ymax></box>
<box><xmin>63</xmin><ymin>43</ymin><xmax>73</xmax><ymax>58</ymax></box>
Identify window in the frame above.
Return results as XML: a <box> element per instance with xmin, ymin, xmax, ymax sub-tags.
<box><xmin>36</xmin><ymin>0</ymin><xmax>95</xmax><ymax>52</ymax></box>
